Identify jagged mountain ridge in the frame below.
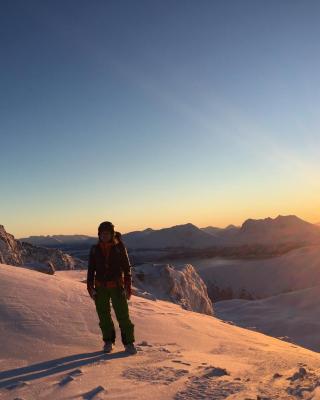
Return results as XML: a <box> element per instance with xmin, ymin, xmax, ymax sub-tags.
<box><xmin>202</xmin><ymin>215</ymin><xmax>320</xmax><ymax>245</ymax></box>
<box><xmin>19</xmin><ymin>234</ymin><xmax>96</xmax><ymax>248</ymax></box>
<box><xmin>19</xmin><ymin>215</ymin><xmax>320</xmax><ymax>252</ymax></box>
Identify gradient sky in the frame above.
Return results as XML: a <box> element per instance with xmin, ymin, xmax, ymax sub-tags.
<box><xmin>1</xmin><ymin>0</ymin><xmax>320</xmax><ymax>238</ymax></box>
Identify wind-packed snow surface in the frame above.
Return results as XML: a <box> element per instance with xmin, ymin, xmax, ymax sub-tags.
<box><xmin>1</xmin><ymin>263</ymin><xmax>320</xmax><ymax>400</ymax></box>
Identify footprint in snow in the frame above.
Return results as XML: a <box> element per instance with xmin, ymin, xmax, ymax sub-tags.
<box><xmin>159</xmin><ymin>346</ymin><xmax>171</xmax><ymax>353</ymax></box>
<box><xmin>58</xmin><ymin>368</ymin><xmax>83</xmax><ymax>386</ymax></box>
<box><xmin>202</xmin><ymin>366</ymin><xmax>229</xmax><ymax>378</ymax></box>
<box><xmin>174</xmin><ymin>366</ymin><xmax>244</xmax><ymax>400</ymax></box>
<box><xmin>137</xmin><ymin>340</ymin><xmax>153</xmax><ymax>347</ymax></box>
<box><xmin>82</xmin><ymin>385</ymin><xmax>105</xmax><ymax>399</ymax></box>
<box><xmin>285</xmin><ymin>366</ymin><xmax>320</xmax><ymax>398</ymax></box>
<box><xmin>5</xmin><ymin>380</ymin><xmax>29</xmax><ymax>390</ymax></box>
<box><xmin>172</xmin><ymin>359</ymin><xmax>191</xmax><ymax>366</ymax></box>
<box><xmin>122</xmin><ymin>366</ymin><xmax>189</xmax><ymax>385</ymax></box>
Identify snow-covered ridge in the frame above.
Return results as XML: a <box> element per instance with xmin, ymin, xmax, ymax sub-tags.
<box><xmin>0</xmin><ymin>225</ymin><xmax>85</xmax><ymax>271</ymax></box>
<box><xmin>19</xmin><ymin>234</ymin><xmax>95</xmax><ymax>247</ymax></box>
<box><xmin>133</xmin><ymin>263</ymin><xmax>213</xmax><ymax>315</ymax></box>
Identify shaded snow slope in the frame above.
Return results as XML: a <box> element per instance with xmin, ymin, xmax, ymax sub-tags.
<box><xmin>2</xmin><ymin>263</ymin><xmax>320</xmax><ymax>399</ymax></box>
<box><xmin>215</xmin><ymin>284</ymin><xmax>320</xmax><ymax>352</ymax></box>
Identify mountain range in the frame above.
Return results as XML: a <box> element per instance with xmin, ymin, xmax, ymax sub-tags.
<box><xmin>20</xmin><ymin>215</ymin><xmax>320</xmax><ymax>249</ymax></box>
<box><xmin>18</xmin><ymin>215</ymin><xmax>320</xmax><ymax>263</ymax></box>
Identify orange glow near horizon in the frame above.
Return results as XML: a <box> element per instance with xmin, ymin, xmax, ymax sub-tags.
<box><xmin>6</xmin><ymin>208</ymin><xmax>320</xmax><ymax>239</ymax></box>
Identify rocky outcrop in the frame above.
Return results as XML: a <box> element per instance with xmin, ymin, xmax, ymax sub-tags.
<box><xmin>20</xmin><ymin>261</ymin><xmax>56</xmax><ymax>275</ymax></box>
<box><xmin>0</xmin><ymin>225</ymin><xmax>23</xmax><ymax>265</ymax></box>
<box><xmin>20</xmin><ymin>241</ymin><xmax>83</xmax><ymax>270</ymax></box>
<box><xmin>133</xmin><ymin>263</ymin><xmax>214</xmax><ymax>316</ymax></box>
<box><xmin>0</xmin><ymin>225</ymin><xmax>85</xmax><ymax>272</ymax></box>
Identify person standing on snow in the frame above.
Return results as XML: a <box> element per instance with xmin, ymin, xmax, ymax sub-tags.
<box><xmin>86</xmin><ymin>221</ymin><xmax>137</xmax><ymax>354</ymax></box>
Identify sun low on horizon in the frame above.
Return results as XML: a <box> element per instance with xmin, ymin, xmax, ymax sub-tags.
<box><xmin>1</xmin><ymin>1</ymin><xmax>320</xmax><ymax>238</ymax></box>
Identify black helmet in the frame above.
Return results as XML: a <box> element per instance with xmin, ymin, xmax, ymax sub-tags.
<box><xmin>98</xmin><ymin>221</ymin><xmax>115</xmax><ymax>236</ymax></box>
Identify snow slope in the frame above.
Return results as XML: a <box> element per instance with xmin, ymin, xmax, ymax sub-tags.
<box><xmin>215</xmin><ymin>284</ymin><xmax>320</xmax><ymax>353</ymax></box>
<box><xmin>1</xmin><ymin>263</ymin><xmax>320</xmax><ymax>399</ymax></box>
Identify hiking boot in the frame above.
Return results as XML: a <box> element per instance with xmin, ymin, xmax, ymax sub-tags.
<box><xmin>124</xmin><ymin>342</ymin><xmax>137</xmax><ymax>354</ymax></box>
<box><xmin>103</xmin><ymin>341</ymin><xmax>114</xmax><ymax>353</ymax></box>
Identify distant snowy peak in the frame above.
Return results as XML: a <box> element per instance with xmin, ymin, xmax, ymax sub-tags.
<box><xmin>241</xmin><ymin>214</ymin><xmax>315</xmax><ymax>232</ymax></box>
<box><xmin>238</xmin><ymin>215</ymin><xmax>320</xmax><ymax>244</ymax></box>
<box><xmin>19</xmin><ymin>234</ymin><xmax>95</xmax><ymax>247</ymax></box>
<box><xmin>225</xmin><ymin>224</ymin><xmax>239</xmax><ymax>230</ymax></box>
<box><xmin>201</xmin><ymin>224</ymin><xmax>239</xmax><ymax>236</ymax></box>
<box><xmin>123</xmin><ymin>222</ymin><xmax>215</xmax><ymax>249</ymax></box>
<box><xmin>122</xmin><ymin>216</ymin><xmax>320</xmax><ymax>250</ymax></box>
<box><xmin>201</xmin><ymin>226</ymin><xmax>223</xmax><ymax>236</ymax></box>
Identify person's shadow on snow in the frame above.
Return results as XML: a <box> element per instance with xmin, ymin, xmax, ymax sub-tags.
<box><xmin>0</xmin><ymin>350</ymin><xmax>130</xmax><ymax>389</ymax></box>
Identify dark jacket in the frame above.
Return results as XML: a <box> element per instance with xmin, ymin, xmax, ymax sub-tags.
<box><xmin>86</xmin><ymin>231</ymin><xmax>132</xmax><ymax>290</ymax></box>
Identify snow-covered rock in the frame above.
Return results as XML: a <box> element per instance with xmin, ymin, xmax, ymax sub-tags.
<box><xmin>0</xmin><ymin>225</ymin><xmax>85</xmax><ymax>271</ymax></box>
<box><xmin>20</xmin><ymin>241</ymin><xmax>83</xmax><ymax>270</ymax></box>
<box><xmin>133</xmin><ymin>263</ymin><xmax>214</xmax><ymax>315</ymax></box>
<box><xmin>0</xmin><ymin>225</ymin><xmax>23</xmax><ymax>265</ymax></box>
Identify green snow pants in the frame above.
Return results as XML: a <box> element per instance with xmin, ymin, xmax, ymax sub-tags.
<box><xmin>94</xmin><ymin>285</ymin><xmax>135</xmax><ymax>345</ymax></box>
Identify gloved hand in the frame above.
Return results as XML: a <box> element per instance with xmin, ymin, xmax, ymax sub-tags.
<box><xmin>124</xmin><ymin>275</ymin><xmax>132</xmax><ymax>300</ymax></box>
<box><xmin>87</xmin><ymin>285</ymin><xmax>97</xmax><ymax>300</ymax></box>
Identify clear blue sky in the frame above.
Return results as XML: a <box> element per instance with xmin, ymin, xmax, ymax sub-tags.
<box><xmin>1</xmin><ymin>0</ymin><xmax>320</xmax><ymax>237</ymax></box>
